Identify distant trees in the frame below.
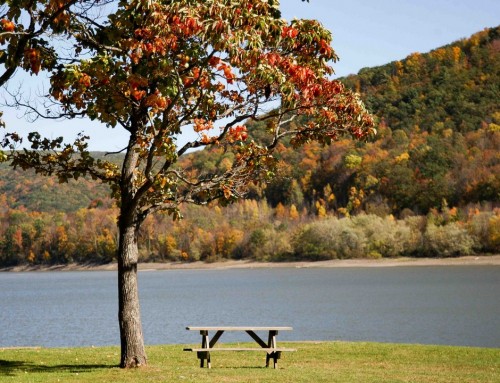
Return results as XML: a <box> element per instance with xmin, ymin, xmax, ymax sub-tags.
<box><xmin>5</xmin><ymin>118</ymin><xmax>495</xmax><ymax>220</ymax></box>
<box><xmin>0</xmin><ymin>204</ymin><xmax>117</xmax><ymax>266</ymax></box>
<box><xmin>1</xmin><ymin>197</ymin><xmax>499</xmax><ymax>267</ymax></box>
<box><xmin>238</xmin><ymin>119</ymin><xmax>494</xmax><ymax>217</ymax></box>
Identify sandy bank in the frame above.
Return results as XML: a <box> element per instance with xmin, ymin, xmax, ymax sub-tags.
<box><xmin>2</xmin><ymin>255</ymin><xmax>500</xmax><ymax>272</ymax></box>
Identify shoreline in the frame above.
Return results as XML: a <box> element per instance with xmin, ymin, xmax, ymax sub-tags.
<box><xmin>2</xmin><ymin>254</ymin><xmax>500</xmax><ymax>272</ymax></box>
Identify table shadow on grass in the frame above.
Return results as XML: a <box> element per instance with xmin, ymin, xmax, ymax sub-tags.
<box><xmin>0</xmin><ymin>359</ymin><xmax>112</xmax><ymax>377</ymax></box>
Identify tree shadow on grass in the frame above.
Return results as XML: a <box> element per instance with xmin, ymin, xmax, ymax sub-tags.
<box><xmin>0</xmin><ymin>359</ymin><xmax>114</xmax><ymax>377</ymax></box>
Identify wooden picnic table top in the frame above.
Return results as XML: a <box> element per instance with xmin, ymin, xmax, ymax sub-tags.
<box><xmin>186</xmin><ymin>326</ymin><xmax>293</xmax><ymax>331</ymax></box>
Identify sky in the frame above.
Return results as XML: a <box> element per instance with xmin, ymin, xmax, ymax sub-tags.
<box><xmin>2</xmin><ymin>0</ymin><xmax>499</xmax><ymax>152</ymax></box>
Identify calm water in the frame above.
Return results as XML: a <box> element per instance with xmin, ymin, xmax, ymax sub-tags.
<box><xmin>1</xmin><ymin>266</ymin><xmax>499</xmax><ymax>348</ymax></box>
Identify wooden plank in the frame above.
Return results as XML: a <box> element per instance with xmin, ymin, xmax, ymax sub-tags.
<box><xmin>186</xmin><ymin>326</ymin><xmax>293</xmax><ymax>331</ymax></box>
<box><xmin>184</xmin><ymin>348</ymin><xmax>296</xmax><ymax>352</ymax></box>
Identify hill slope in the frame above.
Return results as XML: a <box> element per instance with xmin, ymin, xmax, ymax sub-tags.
<box><xmin>0</xmin><ymin>27</ymin><xmax>498</xmax><ymax>215</ymax></box>
<box><xmin>343</xmin><ymin>26</ymin><xmax>499</xmax><ymax>133</ymax></box>
<box><xmin>0</xmin><ymin>152</ymin><xmax>115</xmax><ymax>213</ymax></box>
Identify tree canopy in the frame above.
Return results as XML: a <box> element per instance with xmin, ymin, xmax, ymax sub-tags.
<box><xmin>3</xmin><ymin>0</ymin><xmax>374</xmax><ymax>219</ymax></box>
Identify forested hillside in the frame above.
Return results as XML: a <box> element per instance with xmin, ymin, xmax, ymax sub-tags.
<box><xmin>257</xmin><ymin>26</ymin><xmax>499</xmax><ymax>215</ymax></box>
<box><xmin>0</xmin><ymin>152</ymin><xmax>122</xmax><ymax>213</ymax></box>
<box><xmin>344</xmin><ymin>27</ymin><xmax>499</xmax><ymax>134</ymax></box>
<box><xmin>1</xmin><ymin>27</ymin><xmax>499</xmax><ymax>266</ymax></box>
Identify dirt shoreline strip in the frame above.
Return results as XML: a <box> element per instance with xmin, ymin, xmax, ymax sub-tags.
<box><xmin>2</xmin><ymin>255</ymin><xmax>500</xmax><ymax>272</ymax></box>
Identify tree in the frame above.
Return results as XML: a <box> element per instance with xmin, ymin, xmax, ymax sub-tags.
<box><xmin>1</xmin><ymin>0</ymin><xmax>374</xmax><ymax>368</ymax></box>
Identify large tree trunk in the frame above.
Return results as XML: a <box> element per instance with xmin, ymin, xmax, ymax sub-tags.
<box><xmin>117</xmin><ymin>222</ymin><xmax>147</xmax><ymax>368</ymax></box>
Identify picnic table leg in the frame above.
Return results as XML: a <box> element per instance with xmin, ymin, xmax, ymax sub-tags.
<box><xmin>200</xmin><ymin>330</ymin><xmax>211</xmax><ymax>368</ymax></box>
<box><xmin>266</xmin><ymin>330</ymin><xmax>278</xmax><ymax>368</ymax></box>
<box><xmin>197</xmin><ymin>330</ymin><xmax>223</xmax><ymax>368</ymax></box>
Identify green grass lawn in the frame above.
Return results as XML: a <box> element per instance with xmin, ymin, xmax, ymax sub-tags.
<box><xmin>1</xmin><ymin>342</ymin><xmax>499</xmax><ymax>382</ymax></box>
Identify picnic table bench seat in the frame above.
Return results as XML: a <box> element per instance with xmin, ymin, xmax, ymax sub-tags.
<box><xmin>185</xmin><ymin>347</ymin><xmax>297</xmax><ymax>353</ymax></box>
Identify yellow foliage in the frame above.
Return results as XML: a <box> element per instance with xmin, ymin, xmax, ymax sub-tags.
<box><xmin>405</xmin><ymin>52</ymin><xmax>423</xmax><ymax>73</ymax></box>
<box><xmin>344</xmin><ymin>154</ymin><xmax>362</xmax><ymax>169</ymax></box>
<box><xmin>275</xmin><ymin>202</ymin><xmax>287</xmax><ymax>219</ymax></box>
<box><xmin>452</xmin><ymin>46</ymin><xmax>461</xmax><ymax>63</ymax></box>
<box><xmin>315</xmin><ymin>199</ymin><xmax>327</xmax><ymax>218</ymax></box>
<box><xmin>395</xmin><ymin>152</ymin><xmax>410</xmax><ymax>163</ymax></box>
<box><xmin>165</xmin><ymin>234</ymin><xmax>177</xmax><ymax>251</ymax></box>
<box><xmin>431</xmin><ymin>48</ymin><xmax>447</xmax><ymax>61</ymax></box>
<box><xmin>337</xmin><ymin>207</ymin><xmax>349</xmax><ymax>217</ymax></box>
<box><xmin>492</xmin><ymin>112</ymin><xmax>500</xmax><ymax>124</ymax></box>
<box><xmin>365</xmin><ymin>175</ymin><xmax>379</xmax><ymax>188</ymax></box>
<box><xmin>469</xmin><ymin>34</ymin><xmax>480</xmax><ymax>47</ymax></box>
<box><xmin>442</xmin><ymin>129</ymin><xmax>453</xmax><ymax>138</ymax></box>
<box><xmin>215</xmin><ymin>227</ymin><xmax>244</xmax><ymax>257</ymax></box>
<box><xmin>27</xmin><ymin>250</ymin><xmax>36</xmax><ymax>264</ymax></box>
<box><xmin>219</xmin><ymin>157</ymin><xmax>232</xmax><ymax>171</ymax></box>
<box><xmin>317</xmin><ymin>205</ymin><xmax>326</xmax><ymax>218</ymax></box>
<box><xmin>97</xmin><ymin>228</ymin><xmax>116</xmax><ymax>256</ymax></box>
<box><xmin>352</xmin><ymin>198</ymin><xmax>361</xmax><ymax>209</ymax></box>
<box><xmin>489</xmin><ymin>215</ymin><xmax>500</xmax><ymax>247</ymax></box>
<box><xmin>394</xmin><ymin>60</ymin><xmax>403</xmax><ymax>76</ymax></box>
<box><xmin>488</xmin><ymin>123</ymin><xmax>500</xmax><ymax>132</ymax></box>
<box><xmin>301</xmin><ymin>170</ymin><xmax>312</xmax><ymax>190</ymax></box>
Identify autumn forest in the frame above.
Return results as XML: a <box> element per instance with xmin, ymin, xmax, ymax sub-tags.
<box><xmin>1</xmin><ymin>26</ymin><xmax>499</xmax><ymax>267</ymax></box>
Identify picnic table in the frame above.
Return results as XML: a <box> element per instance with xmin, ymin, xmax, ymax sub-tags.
<box><xmin>183</xmin><ymin>326</ymin><xmax>296</xmax><ymax>368</ymax></box>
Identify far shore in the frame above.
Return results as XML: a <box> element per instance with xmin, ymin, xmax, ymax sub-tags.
<box><xmin>2</xmin><ymin>254</ymin><xmax>500</xmax><ymax>272</ymax></box>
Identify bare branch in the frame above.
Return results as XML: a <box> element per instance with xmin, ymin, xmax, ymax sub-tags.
<box><xmin>2</xmin><ymin>88</ymin><xmax>86</xmax><ymax>120</ymax></box>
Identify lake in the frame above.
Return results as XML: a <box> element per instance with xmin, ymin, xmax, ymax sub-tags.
<box><xmin>1</xmin><ymin>266</ymin><xmax>499</xmax><ymax>348</ymax></box>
